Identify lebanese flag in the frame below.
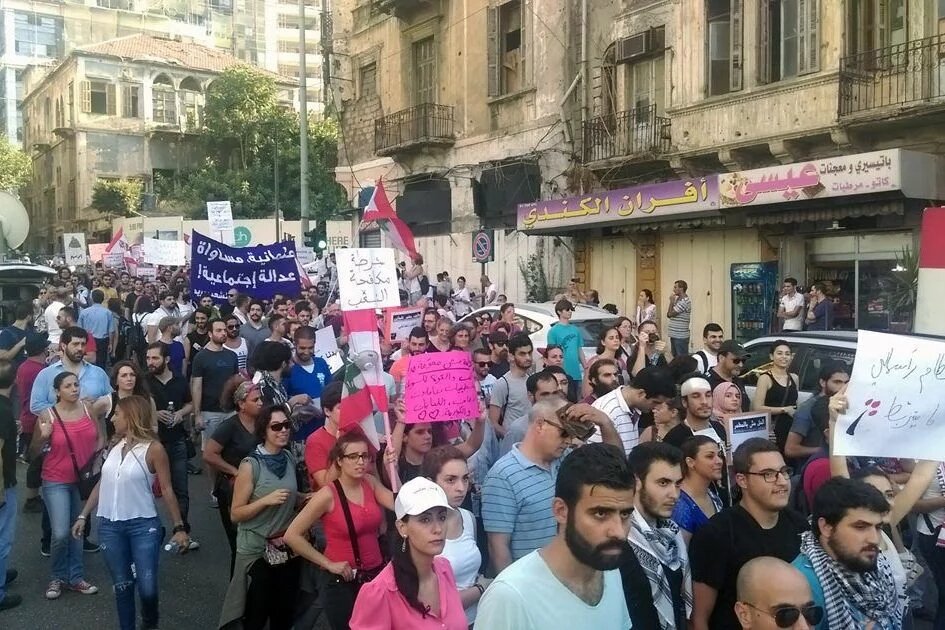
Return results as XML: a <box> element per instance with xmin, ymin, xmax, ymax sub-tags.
<box><xmin>360</xmin><ymin>179</ymin><xmax>418</xmax><ymax>258</ymax></box>
<box><xmin>338</xmin><ymin>309</ymin><xmax>388</xmax><ymax>450</ymax></box>
<box><xmin>105</xmin><ymin>226</ymin><xmax>127</xmax><ymax>253</ymax></box>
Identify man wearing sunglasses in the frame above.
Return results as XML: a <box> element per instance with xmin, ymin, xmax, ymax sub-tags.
<box><xmin>707</xmin><ymin>339</ymin><xmax>750</xmax><ymax>412</ymax></box>
<box><xmin>690</xmin><ymin>438</ymin><xmax>807</xmax><ymax>630</ymax></box>
<box><xmin>792</xmin><ymin>477</ymin><xmax>905</xmax><ymax>630</ymax></box>
<box><xmin>735</xmin><ymin>557</ymin><xmax>821</xmax><ymax>629</ymax></box>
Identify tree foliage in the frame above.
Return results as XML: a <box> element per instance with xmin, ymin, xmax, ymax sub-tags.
<box><xmin>0</xmin><ymin>136</ymin><xmax>31</xmax><ymax>192</ymax></box>
<box><xmin>160</xmin><ymin>66</ymin><xmax>347</xmax><ymax>221</ymax></box>
<box><xmin>91</xmin><ymin>179</ymin><xmax>143</xmax><ymax>217</ymax></box>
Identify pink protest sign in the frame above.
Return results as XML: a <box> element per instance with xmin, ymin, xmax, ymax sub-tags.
<box><xmin>404</xmin><ymin>351</ymin><xmax>479</xmax><ymax>423</ymax></box>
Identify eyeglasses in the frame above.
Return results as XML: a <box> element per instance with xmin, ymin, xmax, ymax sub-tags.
<box><xmin>343</xmin><ymin>452</ymin><xmax>374</xmax><ymax>463</ymax></box>
<box><xmin>268</xmin><ymin>421</ymin><xmax>292</xmax><ymax>433</ymax></box>
<box><xmin>732</xmin><ymin>358</ymin><xmax>745</xmax><ymax>364</ymax></box>
<box><xmin>475</xmin><ymin>361</ymin><xmax>492</xmax><ymax>368</ymax></box>
<box><xmin>493</xmin><ymin>341</ymin><xmax>507</xmax><ymax>347</ymax></box>
<box><xmin>743</xmin><ymin>467</ymin><xmax>793</xmax><ymax>483</ymax></box>
<box><xmin>744</xmin><ymin>603</ymin><xmax>824</xmax><ymax>628</ymax></box>
<box><xmin>226</xmin><ymin>324</ymin><xmax>239</xmax><ymax>330</ymax></box>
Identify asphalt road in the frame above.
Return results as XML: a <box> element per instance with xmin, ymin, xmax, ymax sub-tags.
<box><xmin>2</xmin><ymin>460</ymin><xmax>329</xmax><ymax>630</ymax></box>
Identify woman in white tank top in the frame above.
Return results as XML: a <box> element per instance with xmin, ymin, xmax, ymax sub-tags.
<box><xmin>72</xmin><ymin>395</ymin><xmax>191</xmax><ymax>630</ymax></box>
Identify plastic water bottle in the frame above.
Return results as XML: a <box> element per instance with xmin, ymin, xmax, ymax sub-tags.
<box><xmin>164</xmin><ymin>541</ymin><xmax>180</xmax><ymax>553</ymax></box>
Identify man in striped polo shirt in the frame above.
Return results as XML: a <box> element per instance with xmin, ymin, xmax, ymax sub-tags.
<box><xmin>589</xmin><ymin>366</ymin><xmax>676</xmax><ymax>454</ymax></box>
<box><xmin>481</xmin><ymin>397</ymin><xmax>623</xmax><ymax>573</ymax></box>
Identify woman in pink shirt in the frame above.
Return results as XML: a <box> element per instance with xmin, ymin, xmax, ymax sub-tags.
<box><xmin>30</xmin><ymin>372</ymin><xmax>104</xmax><ymax>601</ymax></box>
<box><xmin>348</xmin><ymin>477</ymin><xmax>467</xmax><ymax>630</ymax></box>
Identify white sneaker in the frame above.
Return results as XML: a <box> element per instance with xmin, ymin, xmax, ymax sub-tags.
<box><xmin>187</xmin><ymin>538</ymin><xmax>201</xmax><ymax>551</ymax></box>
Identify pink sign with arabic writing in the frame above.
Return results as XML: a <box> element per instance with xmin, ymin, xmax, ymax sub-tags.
<box><xmin>719</xmin><ymin>150</ymin><xmax>903</xmax><ymax>207</ymax></box>
<box><xmin>404</xmin><ymin>351</ymin><xmax>480</xmax><ymax>424</ymax></box>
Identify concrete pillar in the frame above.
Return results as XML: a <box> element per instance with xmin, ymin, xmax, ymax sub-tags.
<box><xmin>914</xmin><ymin>207</ymin><xmax>945</xmax><ymax>335</ymax></box>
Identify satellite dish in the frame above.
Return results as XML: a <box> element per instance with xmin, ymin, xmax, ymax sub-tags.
<box><xmin>0</xmin><ymin>191</ymin><xmax>30</xmax><ymax>253</ymax></box>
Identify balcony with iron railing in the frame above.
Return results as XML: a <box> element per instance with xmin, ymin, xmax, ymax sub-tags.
<box><xmin>840</xmin><ymin>34</ymin><xmax>945</xmax><ymax>119</ymax></box>
<box><xmin>582</xmin><ymin>104</ymin><xmax>671</xmax><ymax>166</ymax></box>
<box><xmin>374</xmin><ymin>103</ymin><xmax>455</xmax><ymax>157</ymax></box>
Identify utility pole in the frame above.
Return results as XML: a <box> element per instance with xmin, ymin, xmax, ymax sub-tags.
<box><xmin>299</xmin><ymin>0</ymin><xmax>310</xmax><ymax>235</ymax></box>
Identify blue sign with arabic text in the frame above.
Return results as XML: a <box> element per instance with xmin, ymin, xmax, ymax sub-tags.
<box><xmin>190</xmin><ymin>231</ymin><xmax>301</xmax><ymax>300</ymax></box>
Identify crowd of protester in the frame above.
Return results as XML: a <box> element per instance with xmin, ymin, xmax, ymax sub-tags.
<box><xmin>0</xmin><ymin>255</ymin><xmax>940</xmax><ymax>630</ymax></box>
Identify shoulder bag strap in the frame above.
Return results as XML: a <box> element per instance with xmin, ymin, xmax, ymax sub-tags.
<box><xmin>333</xmin><ymin>479</ymin><xmax>363</xmax><ymax>569</ymax></box>
<box><xmin>51</xmin><ymin>407</ymin><xmax>83</xmax><ymax>479</ymax></box>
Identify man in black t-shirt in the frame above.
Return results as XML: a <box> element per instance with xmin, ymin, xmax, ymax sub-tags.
<box><xmin>706</xmin><ymin>340</ymin><xmax>750</xmax><ymax>412</ymax></box>
<box><xmin>146</xmin><ymin>342</ymin><xmax>195</xmax><ymax>544</ymax></box>
<box><xmin>689</xmin><ymin>438</ymin><xmax>807</xmax><ymax>630</ymax></box>
<box><xmin>0</xmin><ymin>360</ymin><xmax>21</xmax><ymax>611</ymax></box>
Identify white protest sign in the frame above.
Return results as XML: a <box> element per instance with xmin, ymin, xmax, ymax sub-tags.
<box><xmin>336</xmin><ymin>248</ymin><xmax>400</xmax><ymax>310</ymax></box>
<box><xmin>315</xmin><ymin>326</ymin><xmax>344</xmax><ymax>373</ymax></box>
<box><xmin>834</xmin><ymin>330</ymin><xmax>945</xmax><ymax>461</ymax></box>
<box><xmin>63</xmin><ymin>233</ymin><xmax>87</xmax><ymax>266</ymax></box>
<box><xmin>103</xmin><ymin>252</ymin><xmax>125</xmax><ymax>269</ymax></box>
<box><xmin>206</xmin><ymin>201</ymin><xmax>234</xmax><ymax>232</ymax></box>
<box><xmin>135</xmin><ymin>266</ymin><xmax>158</xmax><ymax>281</ymax></box>
<box><xmin>143</xmin><ymin>238</ymin><xmax>186</xmax><ymax>266</ymax></box>
<box><xmin>296</xmin><ymin>246</ymin><xmax>315</xmax><ymax>265</ymax></box>
<box><xmin>724</xmin><ymin>412</ymin><xmax>771</xmax><ymax>454</ymax></box>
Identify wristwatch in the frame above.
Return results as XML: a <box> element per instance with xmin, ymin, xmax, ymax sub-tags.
<box><xmin>172</xmin><ymin>522</ymin><xmax>190</xmax><ymax>534</ymax></box>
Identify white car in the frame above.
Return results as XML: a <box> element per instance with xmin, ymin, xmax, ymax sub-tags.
<box><xmin>458</xmin><ymin>302</ymin><xmax>618</xmax><ymax>360</ymax></box>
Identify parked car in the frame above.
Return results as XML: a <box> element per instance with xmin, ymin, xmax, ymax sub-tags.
<box><xmin>458</xmin><ymin>302</ymin><xmax>617</xmax><ymax>360</ymax></box>
<box><xmin>741</xmin><ymin>330</ymin><xmax>944</xmax><ymax>404</ymax></box>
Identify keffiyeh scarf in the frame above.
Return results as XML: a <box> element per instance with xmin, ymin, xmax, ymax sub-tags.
<box><xmin>799</xmin><ymin>530</ymin><xmax>905</xmax><ymax>630</ymax></box>
<box><xmin>628</xmin><ymin>510</ymin><xmax>693</xmax><ymax>630</ymax></box>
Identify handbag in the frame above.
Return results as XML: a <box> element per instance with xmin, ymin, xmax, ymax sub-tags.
<box><xmin>333</xmin><ymin>480</ymin><xmax>383</xmax><ymax>584</ymax></box>
<box><xmin>51</xmin><ymin>407</ymin><xmax>104</xmax><ymax>500</ymax></box>
<box><xmin>263</xmin><ymin>532</ymin><xmax>292</xmax><ymax>566</ymax></box>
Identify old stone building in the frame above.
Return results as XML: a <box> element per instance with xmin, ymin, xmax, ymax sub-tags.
<box><xmin>19</xmin><ymin>34</ymin><xmax>294</xmax><ymax>251</ymax></box>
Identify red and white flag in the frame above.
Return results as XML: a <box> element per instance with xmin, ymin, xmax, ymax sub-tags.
<box><xmin>338</xmin><ymin>309</ymin><xmax>388</xmax><ymax>450</ymax></box>
<box><xmin>105</xmin><ymin>226</ymin><xmax>127</xmax><ymax>253</ymax></box>
<box><xmin>360</xmin><ymin>179</ymin><xmax>417</xmax><ymax>259</ymax></box>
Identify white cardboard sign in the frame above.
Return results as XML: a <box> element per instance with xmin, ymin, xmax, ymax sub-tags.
<box><xmin>336</xmin><ymin>247</ymin><xmax>400</xmax><ymax>310</ymax></box>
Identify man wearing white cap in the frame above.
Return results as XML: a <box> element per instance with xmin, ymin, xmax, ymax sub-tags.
<box><xmin>348</xmin><ymin>477</ymin><xmax>468</xmax><ymax>629</ymax></box>
<box><xmin>664</xmin><ymin>375</ymin><xmax>727</xmax><ymax>450</ymax></box>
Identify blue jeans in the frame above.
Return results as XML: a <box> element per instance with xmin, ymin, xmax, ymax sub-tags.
<box><xmin>163</xmin><ymin>436</ymin><xmax>190</xmax><ymax>526</ymax></box>
<box><xmin>42</xmin><ymin>481</ymin><xmax>84</xmax><ymax>584</ymax></box>
<box><xmin>670</xmin><ymin>337</ymin><xmax>690</xmax><ymax>358</ymax></box>
<box><xmin>99</xmin><ymin>516</ymin><xmax>163</xmax><ymax>630</ymax></box>
<box><xmin>0</xmin><ymin>487</ymin><xmax>17</xmax><ymax>604</ymax></box>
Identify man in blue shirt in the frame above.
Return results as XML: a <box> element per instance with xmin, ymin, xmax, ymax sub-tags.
<box><xmin>805</xmin><ymin>284</ymin><xmax>833</xmax><ymax>331</ymax></box>
<box><xmin>545</xmin><ymin>299</ymin><xmax>586</xmax><ymax>387</ymax></box>
<box><xmin>29</xmin><ymin>326</ymin><xmax>112</xmax><ymax>416</ymax></box>
<box><xmin>77</xmin><ymin>289</ymin><xmax>115</xmax><ymax>369</ymax></box>
<box><xmin>0</xmin><ymin>302</ymin><xmax>33</xmax><ymax>367</ymax></box>
<box><xmin>285</xmin><ymin>326</ymin><xmax>332</xmax><ymax>435</ymax></box>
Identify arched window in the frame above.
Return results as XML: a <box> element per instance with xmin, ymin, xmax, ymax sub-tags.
<box><xmin>152</xmin><ymin>74</ymin><xmax>177</xmax><ymax>124</ymax></box>
<box><xmin>179</xmin><ymin>76</ymin><xmax>202</xmax><ymax>128</ymax></box>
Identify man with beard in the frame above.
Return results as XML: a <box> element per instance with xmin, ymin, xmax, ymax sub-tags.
<box><xmin>582</xmin><ymin>358</ymin><xmax>619</xmax><ymax>404</ymax></box>
<box><xmin>482</xmin><ymin>397</ymin><xmax>623</xmax><ymax>573</ymax></box>
<box><xmin>707</xmin><ymin>340</ymin><xmax>750</xmax><ymax>411</ymax></box>
<box><xmin>184</xmin><ymin>307</ymin><xmax>211</xmax><ymax>370</ymax></box>
<box><xmin>689</xmin><ymin>438</ymin><xmax>807</xmax><ymax>630</ymax></box>
<box><xmin>623</xmin><ymin>441</ymin><xmax>690</xmax><ymax>629</ymax></box>
<box><xmin>389</xmin><ymin>327</ymin><xmax>429</xmax><ymax>387</ymax></box>
<box><xmin>664</xmin><ymin>375</ymin><xmax>728</xmax><ymax>449</ymax></box>
<box><xmin>793</xmin><ymin>477</ymin><xmax>905</xmax><ymax>629</ymax></box>
<box><xmin>473</xmin><ymin>347</ymin><xmax>497</xmax><ymax>402</ymax></box>
<box><xmin>589</xmin><ymin>366</ymin><xmax>675</xmax><ymax>454</ymax></box>
<box><xmin>190</xmin><ymin>319</ymin><xmax>238</xmax><ymax>499</ymax></box>
<box><xmin>499</xmin><ymin>371</ymin><xmax>563</xmax><ymax>458</ymax></box>
<box><xmin>487</xmin><ymin>330</ymin><xmax>510</xmax><ymax>378</ymax></box>
<box><xmin>145</xmin><ymin>342</ymin><xmax>197</xmax><ymax>549</ymax></box>
<box><xmin>735</xmin><ymin>557</ymin><xmax>822</xmax><ymax>630</ymax></box>
<box><xmin>488</xmin><ymin>333</ymin><xmax>532</xmax><ymax>438</ymax></box>
<box><xmin>222</xmin><ymin>314</ymin><xmax>248</xmax><ymax>373</ymax></box>
<box><xmin>477</xmin><ymin>442</ymin><xmax>633</xmax><ymax>629</ymax></box>
<box><xmin>239</xmin><ymin>300</ymin><xmax>269</xmax><ymax>355</ymax></box>
<box><xmin>285</xmin><ymin>326</ymin><xmax>332</xmax><ymax>411</ymax></box>
<box><xmin>145</xmin><ymin>290</ymin><xmax>179</xmax><ymax>343</ymax></box>
<box><xmin>785</xmin><ymin>362</ymin><xmax>850</xmax><ymax>463</ymax></box>
<box><xmin>29</xmin><ymin>326</ymin><xmax>111</xmax><ymax>414</ymax></box>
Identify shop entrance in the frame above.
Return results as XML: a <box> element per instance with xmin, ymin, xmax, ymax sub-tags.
<box><xmin>806</xmin><ymin>232</ymin><xmax>916</xmax><ymax>333</ymax></box>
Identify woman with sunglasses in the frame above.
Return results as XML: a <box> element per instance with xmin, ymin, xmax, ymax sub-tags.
<box><xmin>750</xmin><ymin>340</ymin><xmax>799</xmax><ymax>455</ymax></box>
<box><xmin>672</xmin><ymin>435</ymin><xmax>725</xmax><ymax>544</ymax></box>
<box><xmin>219</xmin><ymin>405</ymin><xmax>302</xmax><ymax>630</ymax></box>
<box><xmin>422</xmin><ymin>446</ymin><xmax>489</xmax><ymax>626</ymax></box>
<box><xmin>71</xmin><ymin>396</ymin><xmax>190</xmax><ymax>630</ymax></box>
<box><xmin>284</xmin><ymin>432</ymin><xmax>394</xmax><ymax>630</ymax></box>
<box><xmin>204</xmin><ymin>378</ymin><xmax>265</xmax><ymax>575</ymax></box>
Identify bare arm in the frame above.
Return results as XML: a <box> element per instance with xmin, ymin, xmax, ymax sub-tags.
<box><xmin>190</xmin><ymin>376</ymin><xmax>203</xmax><ymax>430</ymax></box>
<box><xmin>311</xmin><ymin>463</ymin><xmax>340</xmax><ymax>489</ymax></box>
<box><xmin>691</xmin><ymin>582</ymin><xmax>719</xmax><ymax>630</ymax></box>
<box><xmin>784</xmin><ymin>431</ymin><xmax>821</xmax><ymax>460</ymax></box>
<box><xmin>202</xmin><ymin>438</ymin><xmax>238</xmax><ymax>477</ymax></box>
<box><xmin>367</xmin><ymin>474</ymin><xmax>395</xmax><ymax>511</ymax></box>
<box><xmin>0</xmin><ymin>337</ymin><xmax>26</xmax><ymax>361</ymax></box>
<box><xmin>455</xmin><ymin>412</ymin><xmax>486</xmax><ymax>459</ymax></box>
<box><xmin>488</xmin><ymin>532</ymin><xmax>513</xmax><ymax>574</ymax></box>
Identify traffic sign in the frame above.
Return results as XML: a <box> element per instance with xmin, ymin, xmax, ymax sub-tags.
<box><xmin>472</xmin><ymin>229</ymin><xmax>494</xmax><ymax>263</ymax></box>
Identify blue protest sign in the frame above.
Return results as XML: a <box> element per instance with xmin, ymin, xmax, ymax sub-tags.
<box><xmin>190</xmin><ymin>231</ymin><xmax>301</xmax><ymax>300</ymax></box>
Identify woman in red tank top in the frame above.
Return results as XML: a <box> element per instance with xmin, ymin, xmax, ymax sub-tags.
<box><xmin>285</xmin><ymin>432</ymin><xmax>394</xmax><ymax>629</ymax></box>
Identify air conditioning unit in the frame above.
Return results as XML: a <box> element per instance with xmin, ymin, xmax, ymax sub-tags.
<box><xmin>616</xmin><ymin>31</ymin><xmax>652</xmax><ymax>64</ymax></box>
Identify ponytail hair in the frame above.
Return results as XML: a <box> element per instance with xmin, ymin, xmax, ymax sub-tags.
<box><xmin>392</xmin><ymin>518</ymin><xmax>431</xmax><ymax>618</ymax></box>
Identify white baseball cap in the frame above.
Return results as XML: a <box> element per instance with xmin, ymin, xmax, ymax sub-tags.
<box><xmin>394</xmin><ymin>477</ymin><xmax>453</xmax><ymax>520</ymax></box>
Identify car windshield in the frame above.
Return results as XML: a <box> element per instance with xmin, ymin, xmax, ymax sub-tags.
<box><xmin>570</xmin><ymin>318</ymin><xmax>619</xmax><ymax>347</ymax></box>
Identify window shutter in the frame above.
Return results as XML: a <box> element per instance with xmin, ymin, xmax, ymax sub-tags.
<box><xmin>519</xmin><ymin>0</ymin><xmax>528</xmax><ymax>88</ymax></box>
<box><xmin>106</xmin><ymin>83</ymin><xmax>117</xmax><ymax>115</ymax></box>
<box><xmin>730</xmin><ymin>0</ymin><xmax>743</xmax><ymax>91</ymax></box>
<box><xmin>758</xmin><ymin>0</ymin><xmax>771</xmax><ymax>84</ymax></box>
<box><xmin>798</xmin><ymin>0</ymin><xmax>819</xmax><ymax>74</ymax></box>
<box><xmin>487</xmin><ymin>6</ymin><xmax>500</xmax><ymax>97</ymax></box>
<box><xmin>80</xmin><ymin>80</ymin><xmax>91</xmax><ymax>113</ymax></box>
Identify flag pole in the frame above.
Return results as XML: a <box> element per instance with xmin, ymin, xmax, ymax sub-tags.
<box><xmin>383</xmin><ymin>410</ymin><xmax>400</xmax><ymax>493</ymax></box>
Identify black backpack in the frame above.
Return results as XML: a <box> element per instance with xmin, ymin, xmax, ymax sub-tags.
<box><xmin>418</xmin><ymin>274</ymin><xmax>430</xmax><ymax>295</ymax></box>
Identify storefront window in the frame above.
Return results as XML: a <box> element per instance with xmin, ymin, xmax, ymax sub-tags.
<box><xmin>807</xmin><ymin>258</ymin><xmax>913</xmax><ymax>333</ymax></box>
